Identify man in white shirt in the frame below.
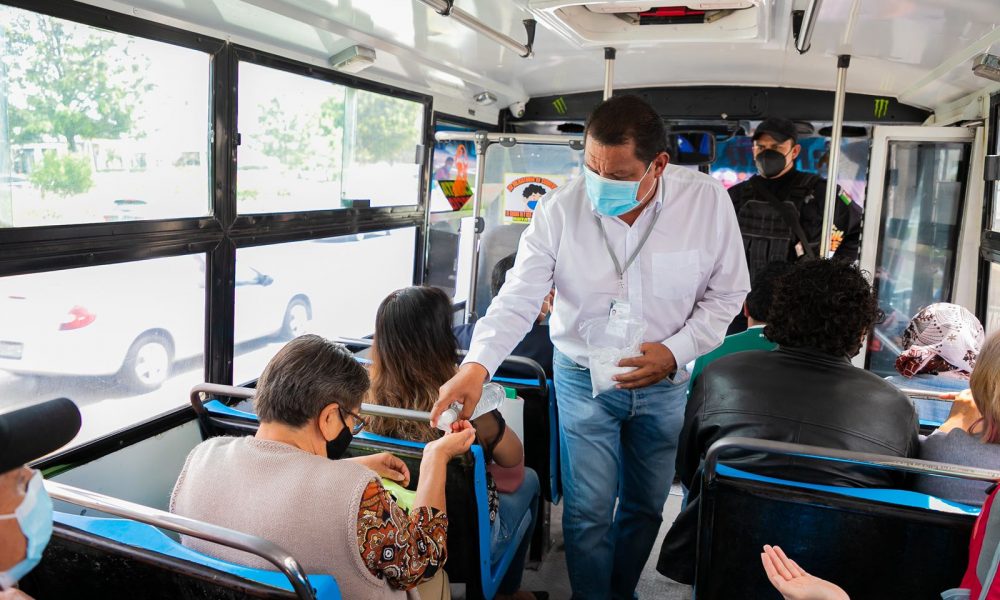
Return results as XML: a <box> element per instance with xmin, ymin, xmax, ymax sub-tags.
<box><xmin>432</xmin><ymin>95</ymin><xmax>749</xmax><ymax>599</ymax></box>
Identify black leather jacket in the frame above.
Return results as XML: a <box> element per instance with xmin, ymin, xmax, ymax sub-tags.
<box><xmin>657</xmin><ymin>346</ymin><xmax>919</xmax><ymax>584</ymax></box>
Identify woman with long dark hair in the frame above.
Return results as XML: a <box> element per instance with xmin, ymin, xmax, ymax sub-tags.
<box><xmin>368</xmin><ymin>286</ymin><xmax>546</xmax><ymax>600</ymax></box>
<box><xmin>368</xmin><ymin>286</ymin><xmax>458</xmax><ymax>443</ymax></box>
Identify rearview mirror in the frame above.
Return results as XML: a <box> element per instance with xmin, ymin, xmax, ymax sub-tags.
<box><xmin>667</xmin><ymin>131</ymin><xmax>716</xmax><ymax>166</ymax></box>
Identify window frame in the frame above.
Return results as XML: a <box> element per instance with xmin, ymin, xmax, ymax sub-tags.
<box><xmin>975</xmin><ymin>92</ymin><xmax>1000</xmax><ymax>326</ymax></box>
<box><xmin>0</xmin><ymin>0</ymin><xmax>433</xmax><ymax>462</ymax></box>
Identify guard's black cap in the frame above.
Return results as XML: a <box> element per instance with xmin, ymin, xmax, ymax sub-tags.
<box><xmin>753</xmin><ymin>117</ymin><xmax>799</xmax><ymax>144</ymax></box>
<box><xmin>0</xmin><ymin>398</ymin><xmax>81</xmax><ymax>473</ymax></box>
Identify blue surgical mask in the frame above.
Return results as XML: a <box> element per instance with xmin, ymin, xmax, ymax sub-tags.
<box><xmin>0</xmin><ymin>471</ymin><xmax>53</xmax><ymax>589</ymax></box>
<box><xmin>584</xmin><ymin>161</ymin><xmax>655</xmax><ymax>217</ymax></box>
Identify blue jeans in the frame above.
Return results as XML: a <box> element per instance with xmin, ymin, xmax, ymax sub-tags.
<box><xmin>553</xmin><ymin>350</ymin><xmax>687</xmax><ymax>600</ymax></box>
<box><xmin>491</xmin><ymin>467</ymin><xmax>541</xmax><ymax>594</ymax></box>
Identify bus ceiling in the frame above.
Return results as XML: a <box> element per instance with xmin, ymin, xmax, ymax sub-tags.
<box><xmin>76</xmin><ymin>0</ymin><xmax>1000</xmax><ymax>120</ymax></box>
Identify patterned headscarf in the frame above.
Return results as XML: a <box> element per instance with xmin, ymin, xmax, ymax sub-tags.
<box><xmin>895</xmin><ymin>303</ymin><xmax>985</xmax><ymax>378</ymax></box>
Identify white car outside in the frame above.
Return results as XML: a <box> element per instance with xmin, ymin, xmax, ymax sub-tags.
<box><xmin>0</xmin><ymin>256</ymin><xmax>311</xmax><ymax>391</ymax></box>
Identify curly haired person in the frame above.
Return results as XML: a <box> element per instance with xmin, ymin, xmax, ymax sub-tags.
<box><xmin>657</xmin><ymin>259</ymin><xmax>919</xmax><ymax>585</ymax></box>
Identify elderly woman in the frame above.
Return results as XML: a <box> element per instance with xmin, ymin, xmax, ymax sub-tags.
<box><xmin>170</xmin><ymin>335</ymin><xmax>475</xmax><ymax>600</ymax></box>
<box><xmin>886</xmin><ymin>303</ymin><xmax>985</xmax><ymax>423</ymax></box>
<box><xmin>914</xmin><ymin>330</ymin><xmax>1000</xmax><ymax>506</ymax></box>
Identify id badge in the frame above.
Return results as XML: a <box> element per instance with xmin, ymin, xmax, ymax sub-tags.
<box><xmin>609</xmin><ymin>298</ymin><xmax>631</xmax><ymax>321</ymax></box>
<box><xmin>609</xmin><ymin>298</ymin><xmax>631</xmax><ymax>337</ymax></box>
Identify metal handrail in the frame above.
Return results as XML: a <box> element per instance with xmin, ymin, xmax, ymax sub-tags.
<box><xmin>46</xmin><ymin>481</ymin><xmax>317</xmax><ymax>600</ymax></box>
<box><xmin>190</xmin><ymin>382</ymin><xmax>255</xmax><ymax>416</ymax></box>
<box><xmin>900</xmin><ymin>388</ymin><xmax>957</xmax><ymax>400</ymax></box>
<box><xmin>190</xmin><ymin>383</ymin><xmax>433</xmax><ymax>423</ymax></box>
<box><xmin>434</xmin><ymin>131</ymin><xmax>583</xmax><ymax>148</ymax></box>
<box><xmin>704</xmin><ymin>436</ymin><xmax>1000</xmax><ymax>487</ymax></box>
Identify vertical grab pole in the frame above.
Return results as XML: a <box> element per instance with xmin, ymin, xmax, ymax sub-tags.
<box><xmin>603</xmin><ymin>47</ymin><xmax>616</xmax><ymax>101</ymax></box>
<box><xmin>821</xmin><ymin>54</ymin><xmax>851</xmax><ymax>258</ymax></box>
<box><xmin>465</xmin><ymin>130</ymin><xmax>490</xmax><ymax>323</ymax></box>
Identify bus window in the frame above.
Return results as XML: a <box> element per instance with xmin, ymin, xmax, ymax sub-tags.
<box><xmin>237</xmin><ymin>62</ymin><xmax>348</xmax><ymax>213</ymax></box>
<box><xmin>237</xmin><ymin>63</ymin><xmax>424</xmax><ymax>213</ymax></box>
<box><xmin>868</xmin><ymin>141</ymin><xmax>970</xmax><ymax>377</ymax></box>
<box><xmin>711</xmin><ymin>134</ymin><xmax>871</xmax><ymax>208</ymax></box>
<box><xmin>0</xmin><ymin>255</ymin><xmax>206</xmax><ymax>448</ymax></box>
<box><xmin>340</xmin><ymin>89</ymin><xmax>424</xmax><ymax>208</ymax></box>
<box><xmin>0</xmin><ymin>6</ymin><xmax>211</xmax><ymax>228</ymax></box>
<box><xmin>431</xmin><ymin>141</ymin><xmax>582</xmax><ymax>316</ymax></box>
<box><xmin>232</xmin><ymin>227</ymin><xmax>416</xmax><ymax>384</ymax></box>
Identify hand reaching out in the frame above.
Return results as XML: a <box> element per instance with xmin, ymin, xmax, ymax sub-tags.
<box><xmin>350</xmin><ymin>452</ymin><xmax>411</xmax><ymax>487</ymax></box>
<box><xmin>761</xmin><ymin>545</ymin><xmax>849</xmax><ymax>600</ymax></box>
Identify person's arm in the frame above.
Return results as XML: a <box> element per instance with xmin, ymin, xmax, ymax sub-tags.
<box><xmin>433</xmin><ymin>194</ymin><xmax>562</xmax><ymax>423</ymax></box>
<box><xmin>356</xmin><ymin>480</ymin><xmax>448</xmax><ymax>590</ymax></box>
<box><xmin>478</xmin><ymin>411</ymin><xmax>523</xmax><ymax>468</ymax></box>
<box><xmin>936</xmin><ymin>389</ymin><xmax>981</xmax><ymax>434</ymax></box>
<box><xmin>355</xmin><ymin>424</ymin><xmax>475</xmax><ymax>590</ymax></box>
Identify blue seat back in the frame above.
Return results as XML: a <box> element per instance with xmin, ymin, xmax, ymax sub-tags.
<box><xmin>52</xmin><ymin>512</ymin><xmax>341</xmax><ymax>598</ymax></box>
<box><xmin>697</xmin><ymin>463</ymin><xmax>978</xmax><ymax>599</ymax></box>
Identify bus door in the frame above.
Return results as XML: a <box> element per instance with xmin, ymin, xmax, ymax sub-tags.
<box><xmin>858</xmin><ymin>126</ymin><xmax>975</xmax><ymax>374</ymax></box>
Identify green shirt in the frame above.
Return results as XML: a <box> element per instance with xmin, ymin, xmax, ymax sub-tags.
<box><xmin>689</xmin><ymin>326</ymin><xmax>776</xmax><ymax>386</ymax></box>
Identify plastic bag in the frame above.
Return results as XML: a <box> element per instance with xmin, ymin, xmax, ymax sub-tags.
<box><xmin>579</xmin><ymin>316</ymin><xmax>646</xmax><ymax>398</ymax></box>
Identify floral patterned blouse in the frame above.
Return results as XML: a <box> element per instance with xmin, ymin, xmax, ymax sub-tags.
<box><xmin>356</xmin><ymin>480</ymin><xmax>448</xmax><ymax>589</ymax></box>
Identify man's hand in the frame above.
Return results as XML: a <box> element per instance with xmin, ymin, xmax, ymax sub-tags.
<box><xmin>615</xmin><ymin>343</ymin><xmax>677</xmax><ymax>389</ymax></box>
<box><xmin>350</xmin><ymin>452</ymin><xmax>410</xmax><ymax>486</ymax></box>
<box><xmin>431</xmin><ymin>363</ymin><xmax>488</xmax><ymax>426</ymax></box>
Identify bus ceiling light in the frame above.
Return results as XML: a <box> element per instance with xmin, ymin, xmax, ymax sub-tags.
<box><xmin>329</xmin><ymin>45</ymin><xmax>376</xmax><ymax>74</ymax></box>
<box><xmin>474</xmin><ymin>91</ymin><xmax>498</xmax><ymax>106</ymax></box>
<box><xmin>972</xmin><ymin>53</ymin><xmax>1000</xmax><ymax>83</ymax></box>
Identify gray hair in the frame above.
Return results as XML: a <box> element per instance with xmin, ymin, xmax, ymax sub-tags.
<box><xmin>254</xmin><ymin>335</ymin><xmax>369</xmax><ymax>427</ymax></box>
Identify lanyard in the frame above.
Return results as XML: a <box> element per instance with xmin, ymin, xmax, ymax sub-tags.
<box><xmin>595</xmin><ymin>207</ymin><xmax>662</xmax><ymax>296</ymax></box>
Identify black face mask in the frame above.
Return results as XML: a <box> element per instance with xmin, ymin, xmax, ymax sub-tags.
<box><xmin>325</xmin><ymin>412</ymin><xmax>354</xmax><ymax>460</ymax></box>
<box><xmin>754</xmin><ymin>148</ymin><xmax>790</xmax><ymax>179</ymax></box>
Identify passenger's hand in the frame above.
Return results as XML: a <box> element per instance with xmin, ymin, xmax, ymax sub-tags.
<box><xmin>947</xmin><ymin>389</ymin><xmax>981</xmax><ymax>423</ymax></box>
<box><xmin>761</xmin><ymin>545</ymin><xmax>849</xmax><ymax>600</ymax></box>
<box><xmin>614</xmin><ymin>343</ymin><xmax>677</xmax><ymax>389</ymax></box>
<box><xmin>0</xmin><ymin>588</ymin><xmax>36</xmax><ymax>600</ymax></box>
<box><xmin>432</xmin><ymin>363</ymin><xmax>488</xmax><ymax>426</ymax></box>
<box><xmin>351</xmin><ymin>452</ymin><xmax>410</xmax><ymax>486</ymax></box>
<box><xmin>938</xmin><ymin>388</ymin><xmax>973</xmax><ymax>402</ymax></box>
<box><xmin>425</xmin><ymin>420</ymin><xmax>476</xmax><ymax>460</ymax></box>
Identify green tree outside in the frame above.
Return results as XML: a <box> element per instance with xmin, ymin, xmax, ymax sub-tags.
<box><xmin>4</xmin><ymin>12</ymin><xmax>150</xmax><ymax>152</ymax></box>
<box><xmin>29</xmin><ymin>153</ymin><xmax>93</xmax><ymax>198</ymax></box>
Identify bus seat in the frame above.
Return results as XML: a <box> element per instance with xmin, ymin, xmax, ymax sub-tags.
<box><xmin>492</xmin><ymin>375</ymin><xmax>560</xmax><ymax>505</ymax></box>
<box><xmin>21</xmin><ymin>507</ymin><xmax>338</xmax><ymax>600</ymax></box>
<box><xmin>694</xmin><ymin>437</ymin><xmax>997</xmax><ymax>600</ymax></box>
<box><xmin>26</xmin><ymin>512</ymin><xmax>341</xmax><ymax>599</ymax></box>
<box><xmin>491</xmin><ymin>374</ymin><xmax>558</xmax><ymax>564</ymax></box>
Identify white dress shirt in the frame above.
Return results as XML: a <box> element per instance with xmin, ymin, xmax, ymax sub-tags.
<box><xmin>464</xmin><ymin>164</ymin><xmax>750</xmax><ymax>378</ymax></box>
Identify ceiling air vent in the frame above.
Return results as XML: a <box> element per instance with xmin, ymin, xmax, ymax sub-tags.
<box><xmin>528</xmin><ymin>1</ymin><xmax>766</xmax><ymax>48</ymax></box>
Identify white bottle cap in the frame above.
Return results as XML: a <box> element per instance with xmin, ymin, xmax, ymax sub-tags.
<box><xmin>436</xmin><ymin>408</ymin><xmax>458</xmax><ymax>432</ymax></box>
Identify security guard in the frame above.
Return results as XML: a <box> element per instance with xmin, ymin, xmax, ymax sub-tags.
<box><xmin>728</xmin><ymin>117</ymin><xmax>863</xmax><ymax>284</ymax></box>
